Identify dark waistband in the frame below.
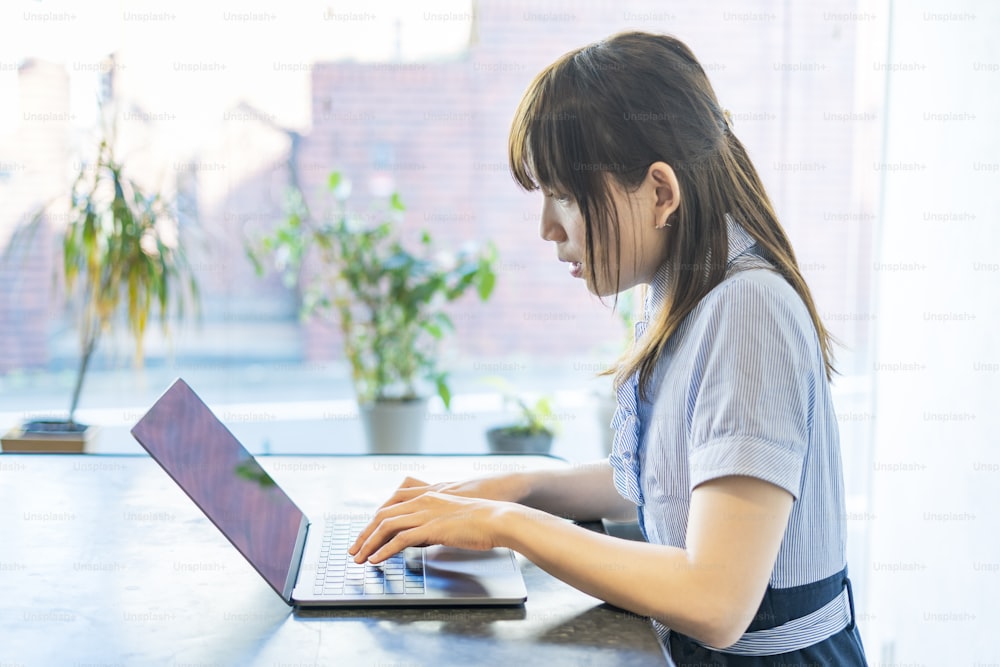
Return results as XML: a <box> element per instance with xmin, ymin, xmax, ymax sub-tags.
<box><xmin>745</xmin><ymin>566</ymin><xmax>852</xmax><ymax>633</ymax></box>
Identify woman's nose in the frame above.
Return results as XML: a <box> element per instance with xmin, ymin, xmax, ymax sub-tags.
<box><xmin>539</xmin><ymin>199</ymin><xmax>567</xmax><ymax>243</ymax></box>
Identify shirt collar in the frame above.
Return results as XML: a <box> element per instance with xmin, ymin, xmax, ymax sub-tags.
<box><xmin>644</xmin><ymin>214</ymin><xmax>758</xmax><ymax>318</ymax></box>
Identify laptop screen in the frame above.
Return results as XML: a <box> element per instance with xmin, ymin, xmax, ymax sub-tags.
<box><xmin>131</xmin><ymin>379</ymin><xmax>307</xmax><ymax>598</ymax></box>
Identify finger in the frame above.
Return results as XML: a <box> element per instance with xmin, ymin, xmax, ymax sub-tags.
<box><xmin>369</xmin><ymin>527</ymin><xmax>426</xmax><ymax>564</ymax></box>
<box><xmin>348</xmin><ymin>514</ymin><xmax>383</xmax><ymax>556</ymax></box>
<box><xmin>374</xmin><ymin>479</ymin><xmax>439</xmax><ymax>515</ymax></box>
<box><xmin>353</xmin><ymin>511</ymin><xmax>426</xmax><ymax>563</ymax></box>
<box><xmin>349</xmin><ymin>489</ymin><xmax>427</xmax><ymax>555</ymax></box>
<box><xmin>349</xmin><ymin>497</ymin><xmax>425</xmax><ymax>557</ymax></box>
<box><xmin>382</xmin><ymin>483</ymin><xmax>433</xmax><ymax>509</ymax></box>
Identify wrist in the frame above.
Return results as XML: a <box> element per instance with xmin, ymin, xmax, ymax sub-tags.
<box><xmin>493</xmin><ymin>501</ymin><xmax>524</xmax><ymax>551</ymax></box>
<box><xmin>493</xmin><ymin>501</ymin><xmax>549</xmax><ymax>553</ymax></box>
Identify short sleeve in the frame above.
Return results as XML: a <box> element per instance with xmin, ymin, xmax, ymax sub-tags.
<box><xmin>684</xmin><ymin>271</ymin><xmax>819</xmax><ymax>499</ymax></box>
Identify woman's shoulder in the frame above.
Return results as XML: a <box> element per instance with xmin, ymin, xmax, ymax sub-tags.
<box><xmin>707</xmin><ymin>260</ymin><xmax>798</xmax><ymax>302</ymax></box>
<box><xmin>694</xmin><ymin>262</ymin><xmax>816</xmax><ymax>339</ymax></box>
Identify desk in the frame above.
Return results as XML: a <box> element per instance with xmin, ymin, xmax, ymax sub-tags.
<box><xmin>0</xmin><ymin>455</ymin><xmax>665</xmax><ymax>666</ymax></box>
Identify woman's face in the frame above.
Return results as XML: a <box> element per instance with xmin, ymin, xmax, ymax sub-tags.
<box><xmin>538</xmin><ymin>169</ymin><xmax>675</xmax><ymax>297</ymax></box>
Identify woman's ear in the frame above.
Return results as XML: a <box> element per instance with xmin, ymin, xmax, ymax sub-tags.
<box><xmin>647</xmin><ymin>162</ymin><xmax>681</xmax><ymax>228</ymax></box>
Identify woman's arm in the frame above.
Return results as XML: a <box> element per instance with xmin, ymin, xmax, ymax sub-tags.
<box><xmin>370</xmin><ymin>459</ymin><xmax>637</xmax><ymax>523</ymax></box>
<box><xmin>517</xmin><ymin>459</ymin><xmax>638</xmax><ymax>522</ymax></box>
<box><xmin>350</xmin><ymin>474</ymin><xmax>792</xmax><ymax>649</ymax></box>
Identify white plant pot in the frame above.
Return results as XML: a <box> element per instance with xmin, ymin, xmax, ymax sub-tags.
<box><xmin>359</xmin><ymin>398</ymin><xmax>428</xmax><ymax>454</ymax></box>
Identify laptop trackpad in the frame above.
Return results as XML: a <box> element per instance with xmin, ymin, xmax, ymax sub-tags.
<box><xmin>421</xmin><ymin>545</ymin><xmax>523</xmax><ymax>599</ymax></box>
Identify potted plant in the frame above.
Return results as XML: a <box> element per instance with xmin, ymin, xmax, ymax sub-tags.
<box><xmin>249</xmin><ymin>173</ymin><xmax>497</xmax><ymax>453</ymax></box>
<box><xmin>484</xmin><ymin>378</ymin><xmax>558</xmax><ymax>455</ymax></box>
<box><xmin>1</xmin><ymin>124</ymin><xmax>199</xmax><ymax>452</ymax></box>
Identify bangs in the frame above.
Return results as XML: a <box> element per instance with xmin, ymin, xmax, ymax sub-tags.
<box><xmin>507</xmin><ymin>53</ymin><xmax>586</xmax><ymax>197</ymax></box>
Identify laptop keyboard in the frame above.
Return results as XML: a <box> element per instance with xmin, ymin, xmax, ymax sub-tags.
<box><xmin>313</xmin><ymin>519</ymin><xmax>426</xmax><ymax>597</ymax></box>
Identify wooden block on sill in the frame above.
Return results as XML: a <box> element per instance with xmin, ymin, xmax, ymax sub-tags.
<box><xmin>1</xmin><ymin>425</ymin><xmax>99</xmax><ymax>453</ymax></box>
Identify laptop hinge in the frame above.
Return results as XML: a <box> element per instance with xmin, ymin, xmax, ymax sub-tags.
<box><xmin>283</xmin><ymin>515</ymin><xmax>310</xmax><ymax>603</ymax></box>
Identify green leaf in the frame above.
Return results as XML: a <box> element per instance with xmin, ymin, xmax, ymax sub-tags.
<box><xmin>328</xmin><ymin>172</ymin><xmax>342</xmax><ymax>191</ymax></box>
<box><xmin>245</xmin><ymin>245</ymin><xmax>265</xmax><ymax>277</ymax></box>
<box><xmin>477</xmin><ymin>263</ymin><xmax>496</xmax><ymax>301</ymax></box>
<box><xmin>424</xmin><ymin>322</ymin><xmax>443</xmax><ymax>339</ymax></box>
<box><xmin>436</xmin><ymin>374</ymin><xmax>451</xmax><ymax>411</ymax></box>
<box><xmin>390</xmin><ymin>192</ymin><xmax>406</xmax><ymax>212</ymax></box>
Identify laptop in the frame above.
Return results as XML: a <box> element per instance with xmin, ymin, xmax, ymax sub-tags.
<box><xmin>130</xmin><ymin>378</ymin><xmax>527</xmax><ymax>607</ymax></box>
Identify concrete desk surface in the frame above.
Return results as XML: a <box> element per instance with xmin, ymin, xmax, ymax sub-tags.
<box><xmin>0</xmin><ymin>454</ymin><xmax>666</xmax><ymax>666</ymax></box>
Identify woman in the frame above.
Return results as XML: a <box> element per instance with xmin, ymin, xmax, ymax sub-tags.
<box><xmin>350</xmin><ymin>31</ymin><xmax>867</xmax><ymax>665</ymax></box>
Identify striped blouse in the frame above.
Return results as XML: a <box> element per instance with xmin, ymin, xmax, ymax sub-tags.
<box><xmin>609</xmin><ymin>216</ymin><xmax>847</xmax><ymax>589</ymax></box>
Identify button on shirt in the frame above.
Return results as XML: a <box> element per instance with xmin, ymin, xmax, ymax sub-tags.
<box><xmin>609</xmin><ymin>217</ymin><xmax>847</xmax><ymax>589</ymax></box>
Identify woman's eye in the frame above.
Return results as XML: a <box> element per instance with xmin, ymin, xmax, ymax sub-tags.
<box><xmin>542</xmin><ymin>188</ymin><xmax>573</xmax><ymax>204</ymax></box>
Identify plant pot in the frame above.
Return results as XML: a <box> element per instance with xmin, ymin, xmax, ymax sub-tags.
<box><xmin>1</xmin><ymin>420</ymin><xmax>99</xmax><ymax>453</ymax></box>
<box><xmin>359</xmin><ymin>398</ymin><xmax>428</xmax><ymax>454</ymax></box>
<box><xmin>485</xmin><ymin>426</ymin><xmax>554</xmax><ymax>455</ymax></box>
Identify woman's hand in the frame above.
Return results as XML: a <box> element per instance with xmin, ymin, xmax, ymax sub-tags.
<box><xmin>346</xmin><ymin>474</ymin><xmax>528</xmax><ymax>563</ymax></box>
<box><xmin>348</xmin><ymin>488</ymin><xmax>514</xmax><ymax>564</ymax></box>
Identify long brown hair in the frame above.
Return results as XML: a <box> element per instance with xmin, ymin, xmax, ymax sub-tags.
<box><xmin>508</xmin><ymin>31</ymin><xmax>837</xmax><ymax>396</ymax></box>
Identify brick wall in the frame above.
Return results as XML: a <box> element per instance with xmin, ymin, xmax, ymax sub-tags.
<box><xmin>0</xmin><ymin>60</ymin><xmax>69</xmax><ymax>373</ymax></box>
<box><xmin>298</xmin><ymin>0</ymin><xmax>873</xmax><ymax>375</ymax></box>
<box><xmin>0</xmin><ymin>1</ymin><xmax>875</xmax><ymax>378</ymax></box>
